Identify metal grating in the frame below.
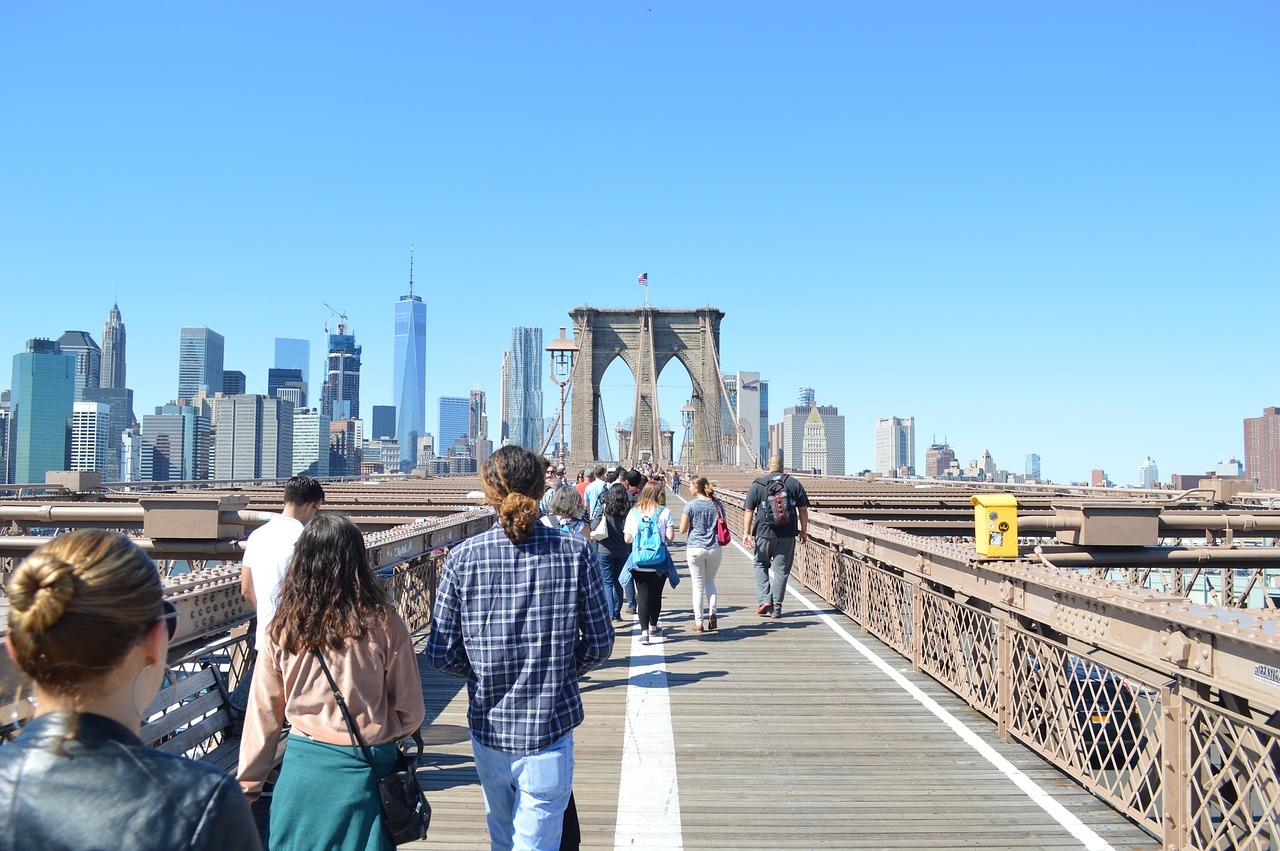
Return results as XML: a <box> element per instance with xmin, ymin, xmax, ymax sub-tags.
<box><xmin>1185</xmin><ymin>693</ymin><xmax>1280</xmax><ymax>850</ymax></box>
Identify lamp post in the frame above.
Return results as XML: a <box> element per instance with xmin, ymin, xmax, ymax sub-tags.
<box><xmin>545</xmin><ymin>326</ymin><xmax>580</xmax><ymax>466</ymax></box>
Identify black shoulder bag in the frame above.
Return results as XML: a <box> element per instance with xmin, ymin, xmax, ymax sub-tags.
<box><xmin>314</xmin><ymin>650</ymin><xmax>431</xmax><ymax>845</ymax></box>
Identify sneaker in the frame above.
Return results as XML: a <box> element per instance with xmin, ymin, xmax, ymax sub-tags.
<box><xmin>651</xmin><ymin>625</ymin><xmax>662</xmax><ymax>637</ymax></box>
<box><xmin>770</xmin><ymin>611</ymin><xmax>782</xmax><ymax>621</ymax></box>
<box><xmin>626</xmin><ymin>605</ymin><xmax>637</xmax><ymax>614</ymax></box>
<box><xmin>640</xmin><ymin>631</ymin><xmax>649</xmax><ymax>645</ymax></box>
<box><xmin>757</xmin><ymin>602</ymin><xmax>773</xmax><ymax>616</ymax></box>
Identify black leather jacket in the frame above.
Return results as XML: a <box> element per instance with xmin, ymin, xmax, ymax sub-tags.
<box><xmin>0</xmin><ymin>712</ymin><xmax>261</xmax><ymax>851</ymax></box>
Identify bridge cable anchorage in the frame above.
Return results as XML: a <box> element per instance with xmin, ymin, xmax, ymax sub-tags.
<box><xmin>706</xmin><ymin>330</ymin><xmax>762</xmax><ymax>470</ymax></box>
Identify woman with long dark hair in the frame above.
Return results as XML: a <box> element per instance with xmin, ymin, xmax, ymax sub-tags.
<box><xmin>0</xmin><ymin>530</ymin><xmax>260</xmax><ymax>850</ymax></box>
<box><xmin>427</xmin><ymin>445</ymin><xmax>614</xmax><ymax>850</ymax></box>
<box><xmin>591</xmin><ymin>482</ymin><xmax>632</xmax><ymax>620</ymax></box>
<box><xmin>238</xmin><ymin>514</ymin><xmax>425</xmax><ymax>851</ymax></box>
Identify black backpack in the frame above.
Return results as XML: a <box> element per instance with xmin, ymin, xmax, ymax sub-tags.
<box><xmin>758</xmin><ymin>474</ymin><xmax>794</xmax><ymax>528</ymax></box>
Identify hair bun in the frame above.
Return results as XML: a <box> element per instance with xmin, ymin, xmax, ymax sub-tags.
<box><xmin>8</xmin><ymin>554</ymin><xmax>77</xmax><ymax>633</ymax></box>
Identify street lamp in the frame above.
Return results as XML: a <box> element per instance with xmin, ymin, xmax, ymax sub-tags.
<box><xmin>545</xmin><ymin>326</ymin><xmax>580</xmax><ymax>466</ymax></box>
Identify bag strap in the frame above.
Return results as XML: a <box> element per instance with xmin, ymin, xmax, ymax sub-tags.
<box><xmin>714</xmin><ymin>499</ymin><xmax>726</xmax><ymax>520</ymax></box>
<box><xmin>314</xmin><ymin>649</ymin><xmax>377</xmax><ymax>764</ymax></box>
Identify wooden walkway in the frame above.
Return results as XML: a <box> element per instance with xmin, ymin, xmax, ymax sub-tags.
<box><xmin>250</xmin><ymin>495</ymin><xmax>1157</xmax><ymax>849</ymax></box>
<box><xmin>402</xmin><ymin>495</ymin><xmax>1159</xmax><ymax>851</ymax></box>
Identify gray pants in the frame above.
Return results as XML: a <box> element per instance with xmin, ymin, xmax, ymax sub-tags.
<box><xmin>752</xmin><ymin>536</ymin><xmax>796</xmax><ymax>612</ymax></box>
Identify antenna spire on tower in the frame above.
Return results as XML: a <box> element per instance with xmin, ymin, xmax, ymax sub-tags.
<box><xmin>408</xmin><ymin>243</ymin><xmax>415</xmax><ymax>297</ymax></box>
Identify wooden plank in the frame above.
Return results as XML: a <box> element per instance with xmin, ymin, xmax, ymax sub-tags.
<box><xmin>154</xmin><ymin>708</ymin><xmax>231</xmax><ymax>756</ymax></box>
<box><xmin>140</xmin><ymin>688</ymin><xmax>227</xmax><ymax>746</ymax></box>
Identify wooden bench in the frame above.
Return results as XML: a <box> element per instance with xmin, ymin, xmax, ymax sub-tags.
<box><xmin>140</xmin><ymin>660</ymin><xmax>287</xmax><ymax>776</ymax></box>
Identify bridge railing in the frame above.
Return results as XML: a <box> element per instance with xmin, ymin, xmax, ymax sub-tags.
<box><xmin>718</xmin><ymin>489</ymin><xmax>1280</xmax><ymax>851</ymax></box>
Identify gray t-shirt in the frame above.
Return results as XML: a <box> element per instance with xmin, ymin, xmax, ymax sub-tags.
<box><xmin>682</xmin><ymin>497</ymin><xmax>721</xmax><ymax>549</ymax></box>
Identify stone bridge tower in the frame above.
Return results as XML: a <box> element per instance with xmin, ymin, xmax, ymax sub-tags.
<box><xmin>568</xmin><ymin>306</ymin><xmax>724</xmax><ymax>467</ymax></box>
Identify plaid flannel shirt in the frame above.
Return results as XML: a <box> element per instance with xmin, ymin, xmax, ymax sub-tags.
<box><xmin>426</xmin><ymin>523</ymin><xmax>614</xmax><ymax>754</ymax></box>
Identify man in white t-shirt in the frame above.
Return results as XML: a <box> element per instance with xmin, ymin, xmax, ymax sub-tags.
<box><xmin>240</xmin><ymin>475</ymin><xmax>325</xmax><ymax>648</ymax></box>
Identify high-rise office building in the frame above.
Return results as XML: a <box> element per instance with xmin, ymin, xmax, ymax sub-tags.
<box><xmin>328</xmin><ymin>419</ymin><xmax>362</xmax><ymax>477</ymax></box>
<box><xmin>213</xmin><ymin>394</ymin><xmax>294</xmax><ymax>481</ymax></box>
<box><xmin>801</xmin><ymin>407</ymin><xmax>829</xmax><ymax>474</ymax></box>
<box><xmin>292</xmin><ymin>408</ymin><xmax>331</xmax><ymax>477</ymax></box>
<box><xmin>55</xmin><ymin>331</ymin><xmax>102</xmax><ymax>402</ymax></box>
<box><xmin>1138</xmin><ymin>456</ymin><xmax>1159</xmax><ymax>489</ymax></box>
<box><xmin>781</xmin><ymin>400</ymin><xmax>810</xmax><ymax>471</ymax></box>
<box><xmin>393</xmin><ymin>250</ymin><xmax>427</xmax><ymax>472</ymax></box>
<box><xmin>1244</xmin><ymin>407</ymin><xmax>1280</xmax><ymax>490</ymax></box>
<box><xmin>798</xmin><ymin>386</ymin><xmax>815</xmax><ymax>407</ymax></box>
<box><xmin>925</xmin><ymin>443</ymin><xmax>956</xmax><ymax>477</ymax></box>
<box><xmin>720</xmin><ymin>372</ymin><xmax>769</xmax><ymax>468</ymax></box>
<box><xmin>371</xmin><ymin>405</ymin><xmax>397</xmax><ymax>441</ymax></box>
<box><xmin>509</xmin><ymin>328</ymin><xmax>543</xmax><ymax>451</ymax></box>
<box><xmin>438</xmin><ymin>396</ymin><xmax>470</xmax><ymax>455</ymax></box>
<box><xmin>82</xmin><ymin>386</ymin><xmax>134</xmax><ymax>482</ymax></box>
<box><xmin>273</xmin><ymin>338</ymin><xmax>310</xmax><ymax>388</ymax></box>
<box><xmin>101</xmin><ymin>303</ymin><xmax>127</xmax><ymax>390</ymax></box>
<box><xmin>321</xmin><ymin>331</ymin><xmax>361</xmax><ymax>421</ymax></box>
<box><xmin>141</xmin><ymin>405</ymin><xmax>206</xmax><ymax>482</ymax></box>
<box><xmin>875</xmin><ymin>416</ymin><xmax>915</xmax><ymax>476</ymax></box>
<box><xmin>178</xmin><ymin>327</ymin><xmax>225</xmax><ymax>400</ymax></box>
<box><xmin>71</xmin><ymin>401</ymin><xmax>111</xmax><ymax>475</ymax></box>
<box><xmin>500</xmin><ymin>350</ymin><xmax>513</xmax><ymax>446</ymax></box>
<box><xmin>1026</xmin><ymin>453</ymin><xmax>1041</xmax><ymax>480</ymax></box>
<box><xmin>10</xmin><ymin>339</ymin><xmax>75</xmax><ymax>484</ymax></box>
<box><xmin>780</xmin><ymin>391</ymin><xmax>843</xmax><ymax>475</ymax></box>
<box><xmin>222</xmin><ymin>370</ymin><xmax>247</xmax><ymax>395</ymax></box>
<box><xmin>469</xmin><ymin>388</ymin><xmax>488</xmax><ymax>460</ymax></box>
<box><xmin>120</xmin><ymin>428</ymin><xmax>141</xmax><ymax>482</ymax></box>
<box><xmin>268</xmin><ymin>368</ymin><xmax>307</xmax><ymax>406</ymax></box>
<box><xmin>0</xmin><ymin>404</ymin><xmax>10</xmax><ymax>485</ymax></box>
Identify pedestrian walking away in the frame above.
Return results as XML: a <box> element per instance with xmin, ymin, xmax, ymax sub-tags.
<box><xmin>678</xmin><ymin>476</ymin><xmax>723</xmax><ymax>632</ymax></box>
<box><xmin>742</xmin><ymin>456</ymin><xmax>810</xmax><ymax>621</ymax></box>
<box><xmin>591</xmin><ymin>482</ymin><xmax>633</xmax><ymax>621</ymax></box>
<box><xmin>427</xmin><ymin>445</ymin><xmax>614</xmax><ymax>851</ymax></box>
<box><xmin>623</xmin><ymin>481</ymin><xmax>678</xmax><ymax>644</ymax></box>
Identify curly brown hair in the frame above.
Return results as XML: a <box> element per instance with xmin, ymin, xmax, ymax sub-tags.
<box><xmin>481</xmin><ymin>445</ymin><xmax>546</xmax><ymax>543</ymax></box>
<box><xmin>268</xmin><ymin>513</ymin><xmax>389</xmax><ymax>654</ymax></box>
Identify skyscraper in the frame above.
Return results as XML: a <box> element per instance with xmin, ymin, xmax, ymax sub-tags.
<box><xmin>292</xmin><ymin>408</ymin><xmax>331</xmax><ymax>477</ymax></box>
<box><xmin>101</xmin><ymin>303</ymin><xmax>127</xmax><ymax>390</ymax></box>
<box><xmin>371</xmin><ymin>405</ymin><xmax>397</xmax><ymax>441</ymax></box>
<box><xmin>213</xmin><ymin>394</ymin><xmax>294</xmax><ymax>480</ymax></box>
<box><xmin>178</xmin><ymin>327</ymin><xmax>225</xmax><ymax>400</ymax></box>
<box><xmin>10</xmin><ymin>339</ymin><xmax>75</xmax><ymax>483</ymax></box>
<box><xmin>875</xmin><ymin>416</ymin><xmax>916</xmax><ymax>476</ymax></box>
<box><xmin>780</xmin><ymin>390</ymin><xmax>843</xmax><ymax>474</ymax></box>
<box><xmin>268</xmin><ymin>368</ymin><xmax>306</xmax><ymax>406</ymax></box>
<box><xmin>142</xmin><ymin>403</ymin><xmax>208</xmax><ymax>482</ymax></box>
<box><xmin>1025</xmin><ymin>453</ymin><xmax>1041</xmax><ymax>480</ymax></box>
<box><xmin>1138</xmin><ymin>456</ymin><xmax>1159</xmax><ymax>489</ymax></box>
<box><xmin>321</xmin><ymin>330</ymin><xmax>361</xmax><ymax>421</ymax></box>
<box><xmin>500</xmin><ymin>350</ymin><xmax>513</xmax><ymax>446</ymax></box>
<box><xmin>82</xmin><ymin>387</ymin><xmax>134</xmax><ymax>481</ymax></box>
<box><xmin>469</xmin><ymin>388</ymin><xmax>488</xmax><ymax>459</ymax></box>
<box><xmin>1244</xmin><ymin>407</ymin><xmax>1280</xmax><ymax>490</ymax></box>
<box><xmin>798</xmin><ymin>386</ymin><xmax>815</xmax><ymax>407</ymax></box>
<box><xmin>438</xmin><ymin>396</ymin><xmax>470</xmax><ymax>456</ymax></box>
<box><xmin>925</xmin><ymin>442</ymin><xmax>956</xmax><ymax>477</ymax></box>
<box><xmin>222</xmin><ymin>370</ymin><xmax>247</xmax><ymax>395</ymax></box>
<box><xmin>510</xmin><ymin>327</ymin><xmax>543</xmax><ymax>451</ymax></box>
<box><xmin>71</xmin><ymin>401</ymin><xmax>111</xmax><ymax>475</ymax></box>
<box><xmin>273</xmin><ymin>338</ymin><xmax>310</xmax><ymax>388</ymax></box>
<box><xmin>55</xmin><ymin>331</ymin><xmax>102</xmax><ymax>402</ymax></box>
<box><xmin>393</xmin><ymin>248</ymin><xmax>427</xmax><ymax>472</ymax></box>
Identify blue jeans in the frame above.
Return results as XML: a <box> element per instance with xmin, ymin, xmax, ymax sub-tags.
<box><xmin>753</xmin><ymin>535</ymin><xmax>796</xmax><ymax>613</ymax></box>
<box><xmin>598</xmin><ymin>550</ymin><xmax>626</xmax><ymax>618</ymax></box>
<box><xmin>471</xmin><ymin>732</ymin><xmax>574</xmax><ymax>851</ymax></box>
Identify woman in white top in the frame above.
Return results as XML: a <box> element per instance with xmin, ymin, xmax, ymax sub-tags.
<box><xmin>623</xmin><ymin>481</ymin><xmax>675</xmax><ymax>644</ymax></box>
<box><xmin>677</xmin><ymin>476</ymin><xmax>723</xmax><ymax>632</ymax></box>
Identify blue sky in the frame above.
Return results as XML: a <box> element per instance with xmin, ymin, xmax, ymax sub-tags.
<box><xmin>2</xmin><ymin>1</ymin><xmax>1276</xmax><ymax>484</ymax></box>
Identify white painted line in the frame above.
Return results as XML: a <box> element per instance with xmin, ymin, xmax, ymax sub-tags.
<box><xmin>750</xmin><ymin>548</ymin><xmax>1116</xmax><ymax>851</ymax></box>
<box><xmin>613</xmin><ymin>623</ymin><xmax>684</xmax><ymax>850</ymax></box>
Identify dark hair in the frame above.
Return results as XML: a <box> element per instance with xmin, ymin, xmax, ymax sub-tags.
<box><xmin>269</xmin><ymin>514</ymin><xmax>388</xmax><ymax>654</ymax></box>
<box><xmin>593</xmin><ymin>465</ymin><xmax>606</xmax><ymax>479</ymax></box>
<box><xmin>604</xmin><ymin>469</ymin><xmax>618</xmax><ymax>483</ymax></box>
<box><xmin>283</xmin><ymin>475</ymin><xmax>325</xmax><ymax>507</ymax></box>
<box><xmin>603</xmin><ymin>482</ymin><xmax>631</xmax><ymax>516</ymax></box>
<box><xmin>626</xmin><ymin>470</ymin><xmax>644</xmax><ymax>489</ymax></box>
<box><xmin>482</xmin><ymin>445</ymin><xmax>545</xmax><ymax>543</ymax></box>
<box><xmin>6</xmin><ymin>530</ymin><xmax>162</xmax><ymax>699</ymax></box>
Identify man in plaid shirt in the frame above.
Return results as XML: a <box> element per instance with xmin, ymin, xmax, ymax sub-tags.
<box><xmin>427</xmin><ymin>446</ymin><xmax>614</xmax><ymax>850</ymax></box>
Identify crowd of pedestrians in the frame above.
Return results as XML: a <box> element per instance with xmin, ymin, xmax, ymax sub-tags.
<box><xmin>0</xmin><ymin>456</ymin><xmax>808</xmax><ymax>850</ymax></box>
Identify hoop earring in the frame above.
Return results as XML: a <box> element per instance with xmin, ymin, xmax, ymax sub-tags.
<box><xmin>131</xmin><ymin>663</ymin><xmax>154</xmax><ymax>724</ymax></box>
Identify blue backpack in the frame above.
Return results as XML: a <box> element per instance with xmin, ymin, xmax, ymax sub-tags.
<box><xmin>631</xmin><ymin>510</ymin><xmax>666</xmax><ymax>566</ymax></box>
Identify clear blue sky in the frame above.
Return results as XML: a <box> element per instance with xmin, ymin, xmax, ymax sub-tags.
<box><xmin>2</xmin><ymin>1</ymin><xmax>1276</xmax><ymax>484</ymax></box>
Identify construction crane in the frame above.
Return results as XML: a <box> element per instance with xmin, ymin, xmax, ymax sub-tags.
<box><xmin>323</xmin><ymin>303</ymin><xmax>349</xmax><ymax>335</ymax></box>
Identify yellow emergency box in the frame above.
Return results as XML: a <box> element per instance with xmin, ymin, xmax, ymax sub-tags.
<box><xmin>971</xmin><ymin>494</ymin><xmax>1018</xmax><ymax>557</ymax></box>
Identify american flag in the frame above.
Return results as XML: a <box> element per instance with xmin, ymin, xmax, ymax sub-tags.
<box><xmin>637</xmin><ymin>272</ymin><xmax>648</xmax><ymax>286</ymax></box>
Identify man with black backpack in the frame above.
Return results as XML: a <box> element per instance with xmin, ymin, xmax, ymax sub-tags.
<box><xmin>742</xmin><ymin>455</ymin><xmax>810</xmax><ymax>621</ymax></box>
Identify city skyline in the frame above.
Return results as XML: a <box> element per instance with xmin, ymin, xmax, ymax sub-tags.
<box><xmin>2</xmin><ymin>3</ymin><xmax>1276</xmax><ymax>484</ymax></box>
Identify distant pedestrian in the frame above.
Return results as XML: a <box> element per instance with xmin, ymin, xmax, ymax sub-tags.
<box><xmin>742</xmin><ymin>456</ymin><xmax>810</xmax><ymax>621</ymax></box>
<box><xmin>541</xmin><ymin>483</ymin><xmax>590</xmax><ymax>540</ymax></box>
<box><xmin>583</xmin><ymin>464</ymin><xmax>608</xmax><ymax>519</ymax></box>
<box><xmin>623</xmin><ymin>481</ymin><xmax>677</xmax><ymax>644</ymax></box>
<box><xmin>679</xmin><ymin>476</ymin><xmax>723</xmax><ymax>631</ymax></box>
<box><xmin>427</xmin><ymin>446</ymin><xmax>614</xmax><ymax>850</ymax></box>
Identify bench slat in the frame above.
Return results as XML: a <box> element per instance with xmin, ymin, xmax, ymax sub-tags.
<box><xmin>153</xmin><ymin>708</ymin><xmax>232</xmax><ymax>756</ymax></box>
<box><xmin>143</xmin><ymin>667</ymin><xmax>219</xmax><ymax>718</ymax></box>
<box><xmin>141</xmin><ymin>688</ymin><xmax>228</xmax><ymax>747</ymax></box>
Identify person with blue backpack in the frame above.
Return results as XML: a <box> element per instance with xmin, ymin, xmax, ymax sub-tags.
<box><xmin>622</xmin><ymin>481</ymin><xmax>677</xmax><ymax>645</ymax></box>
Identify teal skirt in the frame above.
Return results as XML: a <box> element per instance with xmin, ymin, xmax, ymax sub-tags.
<box><xmin>269</xmin><ymin>734</ymin><xmax>399</xmax><ymax>851</ymax></box>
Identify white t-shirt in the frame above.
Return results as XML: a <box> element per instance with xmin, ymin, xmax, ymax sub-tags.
<box><xmin>243</xmin><ymin>515</ymin><xmax>305</xmax><ymax>647</ymax></box>
<box><xmin>624</xmin><ymin>506</ymin><xmax>673</xmax><ymax>571</ymax></box>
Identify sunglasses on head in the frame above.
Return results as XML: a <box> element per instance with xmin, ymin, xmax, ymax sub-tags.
<box><xmin>158</xmin><ymin>599</ymin><xmax>178</xmax><ymax>641</ymax></box>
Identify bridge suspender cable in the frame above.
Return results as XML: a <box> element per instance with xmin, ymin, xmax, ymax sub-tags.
<box><xmin>706</xmin><ymin>327</ymin><xmax>762</xmax><ymax>470</ymax></box>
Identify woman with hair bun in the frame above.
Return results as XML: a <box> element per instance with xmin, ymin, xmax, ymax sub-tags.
<box><xmin>0</xmin><ymin>530</ymin><xmax>261</xmax><ymax>850</ymax></box>
<box><xmin>427</xmin><ymin>445</ymin><xmax>614</xmax><ymax>850</ymax></box>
